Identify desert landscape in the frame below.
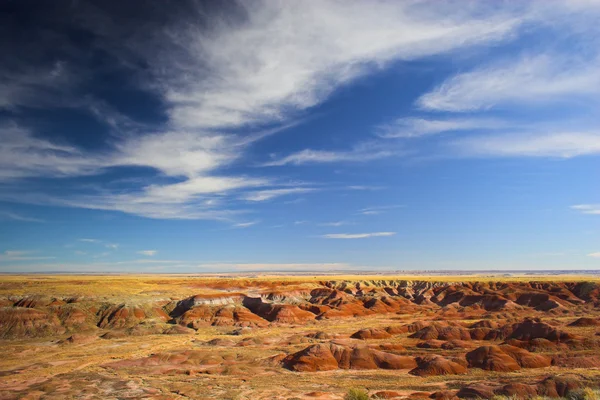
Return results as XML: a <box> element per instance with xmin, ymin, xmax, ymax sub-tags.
<box><xmin>2</xmin><ymin>1</ymin><xmax>600</xmax><ymax>399</ymax></box>
<box><xmin>1</xmin><ymin>274</ymin><xmax>600</xmax><ymax>399</ymax></box>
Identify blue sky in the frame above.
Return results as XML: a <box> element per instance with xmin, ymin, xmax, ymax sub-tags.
<box><xmin>0</xmin><ymin>0</ymin><xmax>599</xmax><ymax>273</ymax></box>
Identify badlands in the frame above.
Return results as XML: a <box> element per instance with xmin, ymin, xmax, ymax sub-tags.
<box><xmin>1</xmin><ymin>275</ymin><xmax>600</xmax><ymax>399</ymax></box>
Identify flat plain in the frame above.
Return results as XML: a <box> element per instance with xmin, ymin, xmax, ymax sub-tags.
<box><xmin>1</xmin><ymin>274</ymin><xmax>600</xmax><ymax>400</ymax></box>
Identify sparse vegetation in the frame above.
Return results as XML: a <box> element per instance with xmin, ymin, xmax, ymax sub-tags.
<box><xmin>344</xmin><ymin>388</ymin><xmax>369</xmax><ymax>400</ymax></box>
<box><xmin>568</xmin><ymin>387</ymin><xmax>600</xmax><ymax>400</ymax></box>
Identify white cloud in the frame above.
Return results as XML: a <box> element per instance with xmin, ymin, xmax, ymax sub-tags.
<box><xmin>418</xmin><ymin>53</ymin><xmax>600</xmax><ymax>112</ymax></box>
<box><xmin>264</xmin><ymin>143</ymin><xmax>396</xmax><ymax>166</ymax></box>
<box><xmin>321</xmin><ymin>232</ymin><xmax>396</xmax><ymax>239</ymax></box>
<box><xmin>0</xmin><ymin>124</ymin><xmax>106</xmax><ymax>180</ymax></box>
<box><xmin>79</xmin><ymin>238</ymin><xmax>120</xmax><ymax>250</ymax></box>
<box><xmin>0</xmin><ymin>250</ymin><xmax>55</xmax><ymax>262</ymax></box>
<box><xmin>233</xmin><ymin>221</ymin><xmax>259</xmax><ymax>228</ymax></box>
<box><xmin>571</xmin><ymin>204</ymin><xmax>600</xmax><ymax>215</ymax></box>
<box><xmin>588</xmin><ymin>252</ymin><xmax>600</xmax><ymax>258</ymax></box>
<box><xmin>0</xmin><ymin>211</ymin><xmax>44</xmax><ymax>223</ymax></box>
<box><xmin>318</xmin><ymin>221</ymin><xmax>348</xmax><ymax>227</ymax></box>
<box><xmin>137</xmin><ymin>250</ymin><xmax>157</xmax><ymax>256</ymax></box>
<box><xmin>79</xmin><ymin>238</ymin><xmax>100</xmax><ymax>243</ymax></box>
<box><xmin>240</xmin><ymin>188</ymin><xmax>315</xmax><ymax>202</ymax></box>
<box><xmin>451</xmin><ymin>131</ymin><xmax>600</xmax><ymax>158</ymax></box>
<box><xmin>347</xmin><ymin>185</ymin><xmax>385</xmax><ymax>191</ymax></box>
<box><xmin>0</xmin><ymin>1</ymin><xmax>548</xmax><ymax>219</ymax></box>
<box><xmin>377</xmin><ymin>117</ymin><xmax>503</xmax><ymax>139</ymax></box>
<box><xmin>162</xmin><ymin>1</ymin><xmax>524</xmax><ymax>130</ymax></box>
<box><xmin>357</xmin><ymin>205</ymin><xmax>405</xmax><ymax>216</ymax></box>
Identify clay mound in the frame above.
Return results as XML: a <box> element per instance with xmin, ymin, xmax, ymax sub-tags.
<box><xmin>0</xmin><ymin>307</ymin><xmax>65</xmax><ymax>338</ymax></box>
<box><xmin>317</xmin><ymin>302</ymin><xmax>374</xmax><ymax>319</ymax></box>
<box><xmin>494</xmin><ymin>383</ymin><xmax>538</xmax><ymax>398</ymax></box>
<box><xmin>104</xmin><ymin>350</ymin><xmax>241</xmax><ymax>375</ymax></box>
<box><xmin>466</xmin><ymin>344</ymin><xmax>551</xmax><ymax>372</ymax></box>
<box><xmin>409</xmin><ymin>324</ymin><xmax>471</xmax><ymax>341</ymax></box>
<box><xmin>456</xmin><ymin>384</ymin><xmax>496</xmax><ymax>399</ymax></box>
<box><xmin>97</xmin><ymin>304</ymin><xmax>167</xmax><ymax>329</ymax></box>
<box><xmin>306</xmin><ymin>331</ymin><xmax>336</xmax><ymax>340</ymax></box>
<box><xmin>504</xmin><ymin>337</ymin><xmax>567</xmax><ymax>352</ymax></box>
<box><xmin>350</xmin><ymin>328</ymin><xmax>391</xmax><ymax>340</ymax></box>
<box><xmin>205</xmin><ymin>338</ymin><xmax>235</xmax><ymax>346</ymax></box>
<box><xmin>52</xmin><ymin>304</ymin><xmax>96</xmax><ymax>330</ymax></box>
<box><xmin>211</xmin><ymin>306</ymin><xmax>269</xmax><ymax>327</ymax></box>
<box><xmin>507</xmin><ymin>318</ymin><xmax>576</xmax><ymax>342</ymax></box>
<box><xmin>441</xmin><ymin>340</ymin><xmax>474</xmax><ymax>350</ymax></box>
<box><xmin>417</xmin><ymin>340</ymin><xmax>444</xmax><ymax>349</ymax></box>
<box><xmin>552</xmin><ymin>354</ymin><xmax>600</xmax><ymax>368</ymax></box>
<box><xmin>100</xmin><ymin>330</ymin><xmax>128</xmax><ymax>339</ymax></box>
<box><xmin>60</xmin><ymin>333</ymin><xmax>98</xmax><ymax>345</ymax></box>
<box><xmin>569</xmin><ymin>317</ymin><xmax>600</xmax><ymax>327</ymax></box>
<box><xmin>409</xmin><ymin>355</ymin><xmax>467</xmax><ymax>377</ymax></box>
<box><xmin>372</xmin><ymin>343</ymin><xmax>406</xmax><ymax>352</ymax></box>
<box><xmin>362</xmin><ymin>295</ymin><xmax>416</xmax><ymax>314</ymax></box>
<box><xmin>284</xmin><ymin>343</ymin><xmax>337</xmax><ymax>371</ymax></box>
<box><xmin>283</xmin><ymin>342</ymin><xmax>416</xmax><ymax>372</ymax></box>
<box><xmin>515</xmin><ymin>292</ymin><xmax>570</xmax><ymax>311</ymax></box>
<box><xmin>384</xmin><ymin>325</ymin><xmax>409</xmax><ymax>335</ymax></box>
<box><xmin>281</xmin><ymin>334</ymin><xmax>312</xmax><ymax>345</ymax></box>
<box><xmin>162</xmin><ymin>325</ymin><xmax>195</xmax><ymax>335</ymax></box>
<box><xmin>403</xmin><ymin>321</ymin><xmax>434</xmax><ymax>333</ymax></box>
<box><xmin>176</xmin><ymin>306</ymin><xmax>214</xmax><ymax>329</ymax></box>
<box><xmin>536</xmin><ymin>375</ymin><xmax>583</xmax><ymax>398</ymax></box>
<box><xmin>469</xmin><ymin>320</ymin><xmax>499</xmax><ymax>329</ymax></box>
<box><xmin>430</xmin><ymin>390</ymin><xmax>459</xmax><ymax>400</ymax></box>
<box><xmin>13</xmin><ymin>296</ymin><xmax>53</xmax><ymax>308</ymax></box>
<box><xmin>243</xmin><ymin>298</ymin><xmax>315</xmax><ymax>323</ymax></box>
<box><xmin>468</xmin><ymin>327</ymin><xmax>495</xmax><ymax>340</ymax></box>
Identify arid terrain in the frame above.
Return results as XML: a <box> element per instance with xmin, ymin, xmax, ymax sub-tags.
<box><xmin>1</xmin><ymin>274</ymin><xmax>600</xmax><ymax>400</ymax></box>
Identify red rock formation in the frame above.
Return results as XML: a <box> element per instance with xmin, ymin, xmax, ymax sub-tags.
<box><xmin>284</xmin><ymin>342</ymin><xmax>416</xmax><ymax>372</ymax></box>
<box><xmin>350</xmin><ymin>328</ymin><xmax>391</xmax><ymax>340</ymax></box>
<box><xmin>409</xmin><ymin>356</ymin><xmax>467</xmax><ymax>376</ymax></box>
<box><xmin>466</xmin><ymin>344</ymin><xmax>551</xmax><ymax>372</ymax></box>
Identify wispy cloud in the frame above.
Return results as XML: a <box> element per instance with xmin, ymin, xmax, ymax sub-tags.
<box><xmin>0</xmin><ymin>250</ymin><xmax>54</xmax><ymax>262</ymax></box>
<box><xmin>450</xmin><ymin>131</ymin><xmax>600</xmax><ymax>158</ymax></box>
<box><xmin>321</xmin><ymin>232</ymin><xmax>396</xmax><ymax>239</ymax></box>
<box><xmin>161</xmin><ymin>1</ymin><xmax>524</xmax><ymax>130</ymax></box>
<box><xmin>318</xmin><ymin>221</ymin><xmax>349</xmax><ymax>227</ymax></box>
<box><xmin>79</xmin><ymin>238</ymin><xmax>100</xmax><ymax>243</ymax></box>
<box><xmin>79</xmin><ymin>238</ymin><xmax>120</xmax><ymax>250</ymax></box>
<box><xmin>418</xmin><ymin>53</ymin><xmax>600</xmax><ymax>112</ymax></box>
<box><xmin>137</xmin><ymin>250</ymin><xmax>157</xmax><ymax>257</ymax></box>
<box><xmin>571</xmin><ymin>204</ymin><xmax>600</xmax><ymax>215</ymax></box>
<box><xmin>0</xmin><ymin>1</ymin><xmax>535</xmax><ymax>220</ymax></box>
<box><xmin>377</xmin><ymin>117</ymin><xmax>503</xmax><ymax>139</ymax></box>
<box><xmin>588</xmin><ymin>252</ymin><xmax>600</xmax><ymax>258</ymax></box>
<box><xmin>357</xmin><ymin>205</ymin><xmax>405</xmax><ymax>216</ymax></box>
<box><xmin>233</xmin><ymin>221</ymin><xmax>259</xmax><ymax>228</ymax></box>
<box><xmin>263</xmin><ymin>143</ymin><xmax>396</xmax><ymax>166</ymax></box>
<box><xmin>347</xmin><ymin>185</ymin><xmax>385</xmax><ymax>191</ymax></box>
<box><xmin>0</xmin><ymin>211</ymin><xmax>44</xmax><ymax>223</ymax></box>
<box><xmin>240</xmin><ymin>188</ymin><xmax>316</xmax><ymax>202</ymax></box>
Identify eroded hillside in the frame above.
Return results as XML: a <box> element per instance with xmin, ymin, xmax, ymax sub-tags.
<box><xmin>1</xmin><ymin>275</ymin><xmax>600</xmax><ymax>399</ymax></box>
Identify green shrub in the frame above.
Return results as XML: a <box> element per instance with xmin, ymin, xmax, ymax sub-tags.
<box><xmin>344</xmin><ymin>388</ymin><xmax>369</xmax><ymax>400</ymax></box>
